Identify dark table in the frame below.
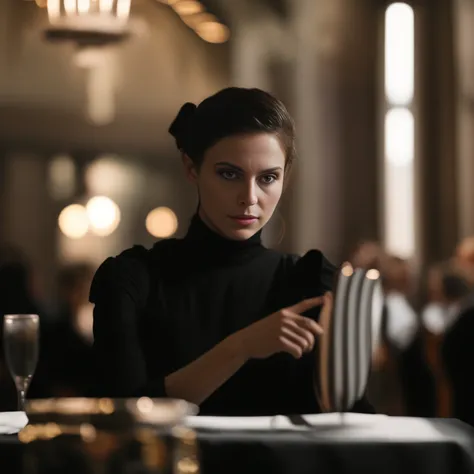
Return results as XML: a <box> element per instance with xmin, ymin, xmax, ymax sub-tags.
<box><xmin>2</xmin><ymin>416</ymin><xmax>474</xmax><ymax>474</ymax></box>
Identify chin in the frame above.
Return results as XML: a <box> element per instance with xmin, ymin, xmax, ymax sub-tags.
<box><xmin>226</xmin><ymin>227</ymin><xmax>259</xmax><ymax>241</ymax></box>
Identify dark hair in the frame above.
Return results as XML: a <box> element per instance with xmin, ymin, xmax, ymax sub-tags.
<box><xmin>168</xmin><ymin>87</ymin><xmax>296</xmax><ymax>171</ymax></box>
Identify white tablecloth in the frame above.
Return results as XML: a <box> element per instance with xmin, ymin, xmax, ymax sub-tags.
<box><xmin>185</xmin><ymin>413</ymin><xmax>445</xmax><ymax>441</ymax></box>
<box><xmin>0</xmin><ymin>412</ymin><xmax>28</xmax><ymax>434</ymax></box>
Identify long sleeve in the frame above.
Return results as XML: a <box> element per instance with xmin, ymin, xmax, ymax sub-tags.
<box><xmin>89</xmin><ymin>247</ymin><xmax>167</xmax><ymax>398</ymax></box>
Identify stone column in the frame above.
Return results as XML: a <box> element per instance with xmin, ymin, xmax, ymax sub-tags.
<box><xmin>289</xmin><ymin>0</ymin><xmax>380</xmax><ymax>263</ymax></box>
<box><xmin>415</xmin><ymin>0</ymin><xmax>458</xmax><ymax>265</ymax></box>
<box><xmin>455</xmin><ymin>0</ymin><xmax>474</xmax><ymax>240</ymax></box>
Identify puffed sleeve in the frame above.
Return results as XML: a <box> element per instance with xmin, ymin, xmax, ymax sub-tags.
<box><xmin>292</xmin><ymin>250</ymin><xmax>375</xmax><ymax>414</ymax></box>
<box><xmin>89</xmin><ymin>246</ymin><xmax>167</xmax><ymax>398</ymax></box>
<box><xmin>284</xmin><ymin>250</ymin><xmax>336</xmax><ymax>323</ymax></box>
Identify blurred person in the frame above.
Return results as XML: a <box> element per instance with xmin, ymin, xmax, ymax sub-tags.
<box><xmin>415</xmin><ymin>260</ymin><xmax>471</xmax><ymax>418</ymax></box>
<box><xmin>382</xmin><ymin>256</ymin><xmax>418</xmax><ymax>351</ymax></box>
<box><xmin>57</xmin><ymin>263</ymin><xmax>95</xmax><ymax>344</ymax></box>
<box><xmin>421</xmin><ymin>264</ymin><xmax>448</xmax><ymax>335</ymax></box>
<box><xmin>349</xmin><ymin>240</ymin><xmax>384</xmax><ymax>270</ymax></box>
<box><xmin>440</xmin><ymin>262</ymin><xmax>474</xmax><ymax>425</ymax></box>
<box><xmin>90</xmin><ymin>87</ymin><xmax>374</xmax><ymax>416</ymax></box>
<box><xmin>373</xmin><ymin>256</ymin><xmax>435</xmax><ymax>416</ymax></box>
<box><xmin>423</xmin><ymin>261</ymin><xmax>472</xmax><ymax>336</ymax></box>
<box><xmin>455</xmin><ymin>235</ymin><xmax>474</xmax><ymax>268</ymax></box>
<box><xmin>38</xmin><ymin>263</ymin><xmax>95</xmax><ymax>397</ymax></box>
<box><xmin>0</xmin><ymin>245</ymin><xmax>43</xmax><ymax>410</ymax></box>
<box><xmin>454</xmin><ymin>236</ymin><xmax>474</xmax><ymax>311</ymax></box>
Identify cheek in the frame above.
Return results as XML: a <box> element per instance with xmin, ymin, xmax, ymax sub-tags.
<box><xmin>198</xmin><ymin>175</ymin><xmax>230</xmax><ymax>207</ymax></box>
<box><xmin>262</xmin><ymin>183</ymin><xmax>284</xmax><ymax>208</ymax></box>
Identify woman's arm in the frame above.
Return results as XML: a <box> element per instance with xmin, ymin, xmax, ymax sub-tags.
<box><xmin>94</xmin><ymin>280</ymin><xmax>247</xmax><ymax>403</ymax></box>
<box><xmin>91</xmin><ymin>253</ymin><xmax>160</xmax><ymax>397</ymax></box>
<box><xmin>91</xmin><ymin>252</ymin><xmax>250</xmax><ymax>403</ymax></box>
<box><xmin>164</xmin><ymin>333</ymin><xmax>247</xmax><ymax>405</ymax></box>
<box><xmin>166</xmin><ymin>296</ymin><xmax>324</xmax><ymax>405</ymax></box>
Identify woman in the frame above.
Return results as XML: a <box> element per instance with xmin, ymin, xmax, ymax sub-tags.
<box><xmin>90</xmin><ymin>87</ymin><xmax>374</xmax><ymax>416</ymax></box>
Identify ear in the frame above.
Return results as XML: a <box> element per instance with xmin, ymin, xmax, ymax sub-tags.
<box><xmin>182</xmin><ymin>154</ymin><xmax>198</xmax><ymax>183</ymax></box>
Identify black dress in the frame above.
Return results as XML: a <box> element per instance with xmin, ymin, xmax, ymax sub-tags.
<box><xmin>90</xmin><ymin>214</ymin><xmax>374</xmax><ymax>416</ymax></box>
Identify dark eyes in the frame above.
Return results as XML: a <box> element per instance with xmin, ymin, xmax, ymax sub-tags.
<box><xmin>219</xmin><ymin>170</ymin><xmax>238</xmax><ymax>180</ymax></box>
<box><xmin>217</xmin><ymin>169</ymin><xmax>278</xmax><ymax>185</ymax></box>
<box><xmin>260</xmin><ymin>174</ymin><xmax>277</xmax><ymax>185</ymax></box>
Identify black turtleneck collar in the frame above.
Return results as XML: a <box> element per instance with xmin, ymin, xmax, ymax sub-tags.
<box><xmin>182</xmin><ymin>214</ymin><xmax>265</xmax><ymax>265</ymax></box>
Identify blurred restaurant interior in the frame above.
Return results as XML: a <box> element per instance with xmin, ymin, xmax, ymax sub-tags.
<box><xmin>2</xmin><ymin>0</ymin><xmax>474</xmax><ymax>429</ymax></box>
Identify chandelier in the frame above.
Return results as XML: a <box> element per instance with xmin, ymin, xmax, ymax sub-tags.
<box><xmin>45</xmin><ymin>0</ymin><xmax>132</xmax><ymax>47</ymax></box>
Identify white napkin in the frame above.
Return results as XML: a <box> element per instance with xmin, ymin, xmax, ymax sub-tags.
<box><xmin>185</xmin><ymin>413</ymin><xmax>442</xmax><ymax>440</ymax></box>
<box><xmin>185</xmin><ymin>413</ymin><xmax>386</xmax><ymax>431</ymax></box>
<box><xmin>274</xmin><ymin>413</ymin><xmax>441</xmax><ymax>440</ymax></box>
<box><xmin>186</xmin><ymin>415</ymin><xmax>273</xmax><ymax>431</ymax></box>
<box><xmin>0</xmin><ymin>411</ymin><xmax>28</xmax><ymax>434</ymax></box>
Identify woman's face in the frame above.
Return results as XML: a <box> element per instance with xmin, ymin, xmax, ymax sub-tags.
<box><xmin>184</xmin><ymin>133</ymin><xmax>286</xmax><ymax>240</ymax></box>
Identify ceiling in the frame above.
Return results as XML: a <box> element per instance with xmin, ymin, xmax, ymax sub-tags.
<box><xmin>0</xmin><ymin>0</ymin><xmax>232</xmax><ymax>155</ymax></box>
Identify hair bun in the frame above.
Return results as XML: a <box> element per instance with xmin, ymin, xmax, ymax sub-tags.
<box><xmin>168</xmin><ymin>102</ymin><xmax>197</xmax><ymax>152</ymax></box>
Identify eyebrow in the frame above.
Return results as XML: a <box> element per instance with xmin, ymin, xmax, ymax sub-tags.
<box><xmin>214</xmin><ymin>162</ymin><xmax>283</xmax><ymax>174</ymax></box>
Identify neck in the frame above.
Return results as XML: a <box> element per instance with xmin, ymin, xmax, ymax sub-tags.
<box><xmin>183</xmin><ymin>213</ymin><xmax>264</xmax><ymax>265</ymax></box>
<box><xmin>198</xmin><ymin>207</ymin><xmax>228</xmax><ymax>240</ymax></box>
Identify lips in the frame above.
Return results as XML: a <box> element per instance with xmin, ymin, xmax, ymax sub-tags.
<box><xmin>230</xmin><ymin>215</ymin><xmax>258</xmax><ymax>226</ymax></box>
<box><xmin>231</xmin><ymin>215</ymin><xmax>258</xmax><ymax>220</ymax></box>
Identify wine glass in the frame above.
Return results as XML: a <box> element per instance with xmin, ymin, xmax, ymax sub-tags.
<box><xmin>3</xmin><ymin>314</ymin><xmax>40</xmax><ymax>411</ymax></box>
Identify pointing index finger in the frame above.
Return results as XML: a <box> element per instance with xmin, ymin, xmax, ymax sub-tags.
<box><xmin>289</xmin><ymin>296</ymin><xmax>325</xmax><ymax>314</ymax></box>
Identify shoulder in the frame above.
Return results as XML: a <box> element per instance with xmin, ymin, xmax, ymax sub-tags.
<box><xmin>89</xmin><ymin>242</ymin><xmax>172</xmax><ymax>305</ymax></box>
<box><xmin>283</xmin><ymin>249</ymin><xmax>338</xmax><ymax>292</ymax></box>
<box><xmin>276</xmin><ymin>249</ymin><xmax>338</xmax><ymax>298</ymax></box>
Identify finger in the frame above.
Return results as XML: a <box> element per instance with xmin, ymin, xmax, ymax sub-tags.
<box><xmin>299</xmin><ymin>316</ymin><xmax>324</xmax><ymax>335</ymax></box>
<box><xmin>289</xmin><ymin>296</ymin><xmax>325</xmax><ymax>315</ymax></box>
<box><xmin>324</xmin><ymin>291</ymin><xmax>333</xmax><ymax>302</ymax></box>
<box><xmin>278</xmin><ymin>335</ymin><xmax>304</xmax><ymax>359</ymax></box>
<box><xmin>284</xmin><ymin>310</ymin><xmax>324</xmax><ymax>335</ymax></box>
<box><xmin>281</xmin><ymin>326</ymin><xmax>314</xmax><ymax>353</ymax></box>
<box><xmin>284</xmin><ymin>319</ymin><xmax>316</xmax><ymax>350</ymax></box>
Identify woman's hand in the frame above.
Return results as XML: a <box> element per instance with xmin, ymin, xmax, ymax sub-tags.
<box><xmin>235</xmin><ymin>296</ymin><xmax>326</xmax><ymax>361</ymax></box>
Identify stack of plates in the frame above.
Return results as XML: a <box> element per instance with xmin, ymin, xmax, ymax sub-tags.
<box><xmin>316</xmin><ymin>264</ymin><xmax>384</xmax><ymax>412</ymax></box>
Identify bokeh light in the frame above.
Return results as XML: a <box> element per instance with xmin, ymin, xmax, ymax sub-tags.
<box><xmin>58</xmin><ymin>204</ymin><xmax>89</xmax><ymax>239</ymax></box>
<box><xmin>86</xmin><ymin>196</ymin><xmax>121</xmax><ymax>236</ymax></box>
<box><xmin>195</xmin><ymin>20</ymin><xmax>230</xmax><ymax>44</ymax></box>
<box><xmin>146</xmin><ymin>207</ymin><xmax>178</xmax><ymax>238</ymax></box>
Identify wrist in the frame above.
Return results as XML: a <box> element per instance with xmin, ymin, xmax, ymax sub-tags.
<box><xmin>224</xmin><ymin>330</ymin><xmax>249</xmax><ymax>364</ymax></box>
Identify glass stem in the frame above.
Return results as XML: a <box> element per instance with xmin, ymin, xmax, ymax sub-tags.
<box><xmin>17</xmin><ymin>389</ymin><xmax>26</xmax><ymax>412</ymax></box>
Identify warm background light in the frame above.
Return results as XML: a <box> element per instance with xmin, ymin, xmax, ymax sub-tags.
<box><xmin>383</xmin><ymin>2</ymin><xmax>415</xmax><ymax>260</ymax></box>
<box><xmin>180</xmin><ymin>12</ymin><xmax>212</xmax><ymax>28</ymax></box>
<box><xmin>385</xmin><ymin>2</ymin><xmax>415</xmax><ymax>105</ymax></box>
<box><xmin>159</xmin><ymin>0</ymin><xmax>230</xmax><ymax>43</ymax></box>
<box><xmin>86</xmin><ymin>196</ymin><xmax>121</xmax><ymax>236</ymax></box>
<box><xmin>384</xmin><ymin>107</ymin><xmax>415</xmax><ymax>166</ymax></box>
<box><xmin>195</xmin><ymin>20</ymin><xmax>230</xmax><ymax>44</ymax></box>
<box><xmin>146</xmin><ymin>207</ymin><xmax>178</xmax><ymax>238</ymax></box>
<box><xmin>58</xmin><ymin>204</ymin><xmax>89</xmax><ymax>239</ymax></box>
<box><xmin>172</xmin><ymin>0</ymin><xmax>204</xmax><ymax>16</ymax></box>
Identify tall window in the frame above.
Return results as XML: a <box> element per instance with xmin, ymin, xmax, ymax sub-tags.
<box><xmin>383</xmin><ymin>2</ymin><xmax>415</xmax><ymax>259</ymax></box>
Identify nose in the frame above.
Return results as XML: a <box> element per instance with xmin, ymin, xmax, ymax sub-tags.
<box><xmin>238</xmin><ymin>180</ymin><xmax>258</xmax><ymax>207</ymax></box>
